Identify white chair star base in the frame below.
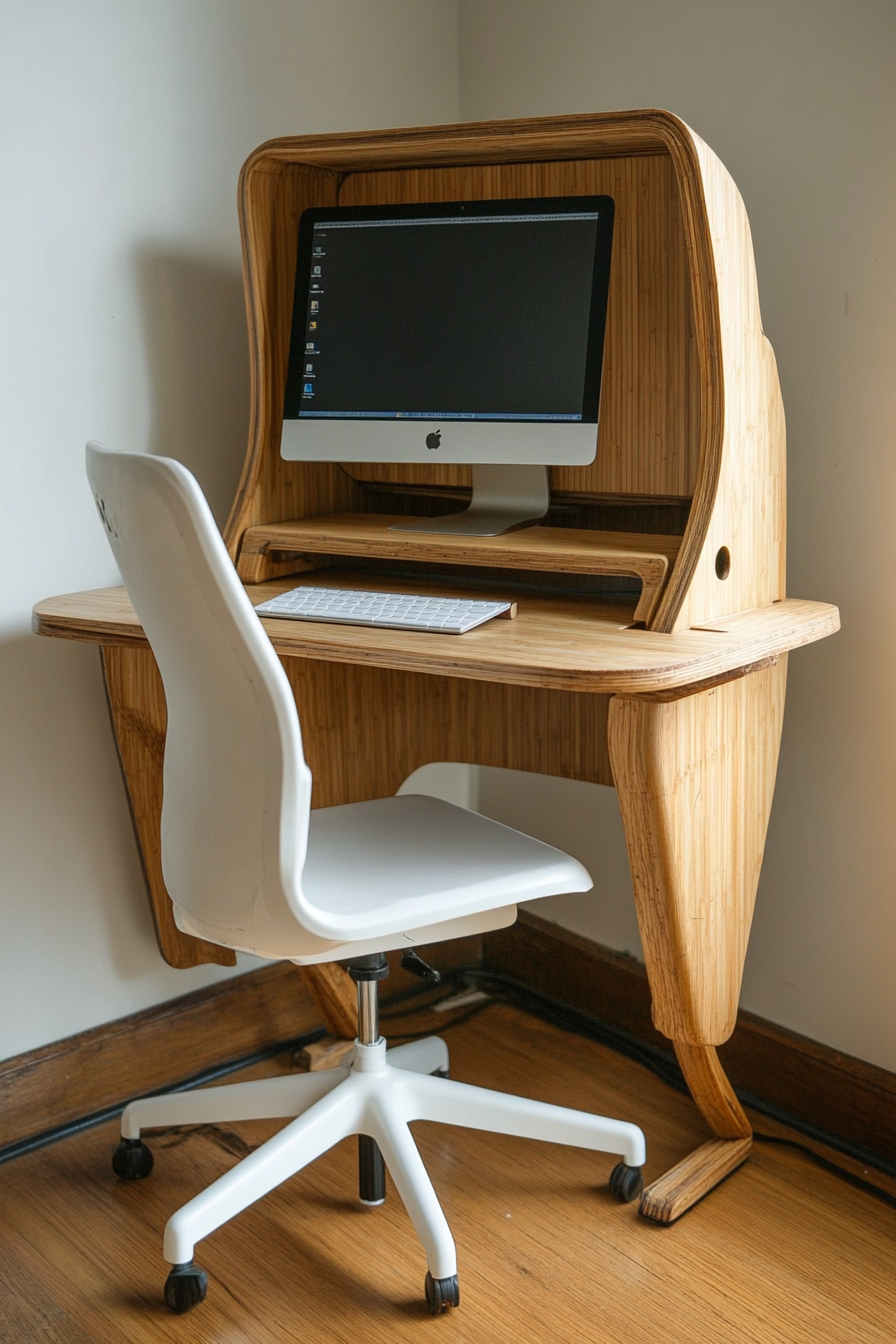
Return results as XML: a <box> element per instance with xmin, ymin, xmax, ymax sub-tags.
<box><xmin>118</xmin><ymin>1014</ymin><xmax>645</xmax><ymax>1315</ymax></box>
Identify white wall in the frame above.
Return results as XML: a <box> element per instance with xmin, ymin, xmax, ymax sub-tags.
<box><xmin>457</xmin><ymin>0</ymin><xmax>896</xmax><ymax>1072</ymax></box>
<box><xmin>0</xmin><ymin>0</ymin><xmax>458</xmax><ymax>1061</ymax></box>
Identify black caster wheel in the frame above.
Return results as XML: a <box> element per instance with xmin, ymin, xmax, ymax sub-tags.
<box><xmin>425</xmin><ymin>1271</ymin><xmax>460</xmax><ymax>1315</ymax></box>
<box><xmin>112</xmin><ymin>1137</ymin><xmax>153</xmax><ymax>1180</ymax></box>
<box><xmin>609</xmin><ymin>1161</ymin><xmax>644</xmax><ymax>1203</ymax></box>
<box><xmin>164</xmin><ymin>1262</ymin><xmax>208</xmax><ymax>1314</ymax></box>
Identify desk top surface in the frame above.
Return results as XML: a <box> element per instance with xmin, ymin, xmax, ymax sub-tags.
<box><xmin>33</xmin><ymin>573</ymin><xmax>839</xmax><ymax>695</ymax></box>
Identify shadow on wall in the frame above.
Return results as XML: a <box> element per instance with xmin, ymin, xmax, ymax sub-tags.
<box><xmin>135</xmin><ymin>248</ymin><xmax>250</xmax><ymax>527</ymax></box>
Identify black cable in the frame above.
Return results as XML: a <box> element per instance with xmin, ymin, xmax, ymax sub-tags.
<box><xmin>750</xmin><ymin>1133</ymin><xmax>896</xmax><ymax>1210</ymax></box>
<box><xmin>0</xmin><ymin>1027</ymin><xmax>327</xmax><ymax>1168</ymax></box>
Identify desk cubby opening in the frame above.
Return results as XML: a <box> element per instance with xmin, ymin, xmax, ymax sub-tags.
<box><xmin>230</xmin><ymin>110</ymin><xmax>786</xmax><ymax>632</ymax></box>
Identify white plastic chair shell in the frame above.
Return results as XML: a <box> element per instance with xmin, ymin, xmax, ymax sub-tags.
<box><xmin>85</xmin><ymin>443</ymin><xmax>592</xmax><ymax>963</ymax></box>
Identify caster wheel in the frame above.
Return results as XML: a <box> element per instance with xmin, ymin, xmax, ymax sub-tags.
<box><xmin>164</xmin><ymin>1262</ymin><xmax>208</xmax><ymax>1314</ymax></box>
<box><xmin>112</xmin><ymin>1137</ymin><xmax>153</xmax><ymax>1180</ymax></box>
<box><xmin>609</xmin><ymin>1161</ymin><xmax>644</xmax><ymax>1203</ymax></box>
<box><xmin>425</xmin><ymin>1271</ymin><xmax>460</xmax><ymax>1315</ymax></box>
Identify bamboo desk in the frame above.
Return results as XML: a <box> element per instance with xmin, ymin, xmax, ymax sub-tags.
<box><xmin>34</xmin><ymin>110</ymin><xmax>840</xmax><ymax>1223</ymax></box>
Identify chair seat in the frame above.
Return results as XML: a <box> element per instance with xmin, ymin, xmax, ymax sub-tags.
<box><xmin>302</xmin><ymin>793</ymin><xmax>592</xmax><ymax>936</ymax></box>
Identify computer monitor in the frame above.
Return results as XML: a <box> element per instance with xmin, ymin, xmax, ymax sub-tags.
<box><xmin>281</xmin><ymin>196</ymin><xmax>614</xmax><ymax>535</ymax></box>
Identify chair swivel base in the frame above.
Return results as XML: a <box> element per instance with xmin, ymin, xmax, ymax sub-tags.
<box><xmin>115</xmin><ymin>1034</ymin><xmax>645</xmax><ymax>1315</ymax></box>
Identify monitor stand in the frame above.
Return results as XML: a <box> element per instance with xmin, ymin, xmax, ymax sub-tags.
<box><xmin>388</xmin><ymin>465</ymin><xmax>549</xmax><ymax>537</ymax></box>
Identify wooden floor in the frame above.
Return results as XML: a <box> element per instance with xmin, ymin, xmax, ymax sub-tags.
<box><xmin>0</xmin><ymin>1003</ymin><xmax>893</xmax><ymax>1343</ymax></box>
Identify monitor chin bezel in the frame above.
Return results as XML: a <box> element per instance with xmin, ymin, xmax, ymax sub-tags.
<box><xmin>279</xmin><ymin>417</ymin><xmax>598</xmax><ymax>467</ymax></box>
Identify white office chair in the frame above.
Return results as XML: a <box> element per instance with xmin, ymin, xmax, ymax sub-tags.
<box><xmin>86</xmin><ymin>441</ymin><xmax>646</xmax><ymax>1316</ymax></box>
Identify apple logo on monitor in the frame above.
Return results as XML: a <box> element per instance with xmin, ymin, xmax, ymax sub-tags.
<box><xmin>425</xmin><ymin>430</ymin><xmax>441</xmax><ymax>451</ymax></box>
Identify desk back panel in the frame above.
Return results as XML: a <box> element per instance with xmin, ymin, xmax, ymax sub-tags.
<box><xmin>285</xmin><ymin>659</ymin><xmax>614</xmax><ymax>808</ymax></box>
<box><xmin>336</xmin><ymin>155</ymin><xmax>699</xmax><ymax>502</ymax></box>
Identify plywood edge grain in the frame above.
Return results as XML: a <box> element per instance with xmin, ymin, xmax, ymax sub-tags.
<box><xmin>240</xmin><ymin>108</ymin><xmax>690</xmax><ymax>174</ymax></box>
<box><xmin>32</xmin><ymin>588</ymin><xmax>840</xmax><ymax>695</ymax></box>
<box><xmin>639</xmin><ymin>1138</ymin><xmax>754</xmax><ymax>1223</ymax></box>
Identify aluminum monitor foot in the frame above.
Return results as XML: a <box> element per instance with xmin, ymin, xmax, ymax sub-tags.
<box><xmin>389</xmin><ymin>465</ymin><xmax>549</xmax><ymax>537</ymax></box>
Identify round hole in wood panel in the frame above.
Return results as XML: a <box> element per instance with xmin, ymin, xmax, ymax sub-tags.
<box><xmin>715</xmin><ymin>546</ymin><xmax>731</xmax><ymax>580</ymax></box>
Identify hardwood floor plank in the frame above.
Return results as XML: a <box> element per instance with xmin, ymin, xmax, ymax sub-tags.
<box><xmin>0</xmin><ymin>1007</ymin><xmax>892</xmax><ymax>1343</ymax></box>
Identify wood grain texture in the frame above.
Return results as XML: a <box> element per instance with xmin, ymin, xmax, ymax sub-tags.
<box><xmin>653</xmin><ymin>130</ymin><xmax>786</xmax><ymax>631</ymax></box>
<box><xmin>639</xmin><ymin>1137</ymin><xmax>753</xmax><ymax>1224</ymax></box>
<box><xmin>298</xmin><ymin>961</ymin><xmax>357</xmax><ymax>1040</ymax></box>
<box><xmin>286</xmin><ymin>658</ymin><xmax>614</xmax><ymax>809</ymax></box>
<box><xmin>101</xmin><ymin>645</ymin><xmax>235</xmax><ymax>969</ymax></box>
<box><xmin>28</xmin><ymin>112</ymin><xmax>839</xmax><ymax>1229</ymax></box>
<box><xmin>35</xmin><ymin>585</ymin><xmax>838</xmax><ymax>695</ymax></box>
<box><xmin>609</xmin><ymin>658</ymin><xmax>788</xmax><ymax>1044</ymax></box>
<box><xmin>224</xmin><ymin>110</ymin><xmax>732</xmax><ymax>636</ymax></box>
<box><xmin>674</xmin><ymin>1042</ymin><xmax>752</xmax><ymax>1139</ymax></box>
<box><xmin>337</xmin><ymin>152</ymin><xmax>698</xmax><ymax>501</ymax></box>
<box><xmin>236</xmin><ymin>514</ymin><xmax>681</xmax><ymax>624</ymax></box>
<box><xmin>1</xmin><ymin>1005</ymin><xmax>893</xmax><ymax>1342</ymax></box>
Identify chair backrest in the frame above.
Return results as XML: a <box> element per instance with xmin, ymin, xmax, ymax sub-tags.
<box><xmin>86</xmin><ymin>442</ymin><xmax>313</xmax><ymax>951</ymax></box>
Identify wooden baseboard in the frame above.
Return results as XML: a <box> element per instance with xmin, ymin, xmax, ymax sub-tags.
<box><xmin>0</xmin><ymin>936</ymin><xmax>481</xmax><ymax>1152</ymax></box>
<box><xmin>3</xmin><ymin>913</ymin><xmax>894</xmax><ymax>1171</ymax></box>
<box><xmin>483</xmin><ymin>910</ymin><xmax>896</xmax><ymax>1166</ymax></box>
<box><xmin>0</xmin><ymin>964</ymin><xmax>318</xmax><ymax>1151</ymax></box>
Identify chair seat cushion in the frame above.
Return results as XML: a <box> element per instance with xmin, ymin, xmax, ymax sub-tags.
<box><xmin>301</xmin><ymin>793</ymin><xmax>591</xmax><ymax>935</ymax></box>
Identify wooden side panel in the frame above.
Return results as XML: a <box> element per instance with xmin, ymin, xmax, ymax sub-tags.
<box><xmin>283</xmin><ymin>658</ymin><xmax>613</xmax><ymax>808</ymax></box>
<box><xmin>654</xmin><ymin>130</ymin><xmax>786</xmax><ymax>630</ymax></box>
<box><xmin>225</xmin><ymin>158</ymin><xmax>362</xmax><ymax>555</ymax></box>
<box><xmin>337</xmin><ymin>155</ymin><xmax>699</xmax><ymax>501</ymax></box>
<box><xmin>101</xmin><ymin>646</ymin><xmax>236</xmax><ymax>969</ymax></box>
<box><xmin>608</xmin><ymin>656</ymin><xmax>787</xmax><ymax>1044</ymax></box>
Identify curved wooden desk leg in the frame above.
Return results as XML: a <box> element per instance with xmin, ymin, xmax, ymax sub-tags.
<box><xmin>300</xmin><ymin>962</ymin><xmax>358</xmax><ymax>1040</ymax></box>
<box><xmin>609</xmin><ymin>657</ymin><xmax>788</xmax><ymax>1223</ymax></box>
<box><xmin>102</xmin><ymin>646</ymin><xmax>235</xmax><ymax>969</ymax></box>
<box><xmin>101</xmin><ymin>646</ymin><xmax>360</xmax><ymax>1040</ymax></box>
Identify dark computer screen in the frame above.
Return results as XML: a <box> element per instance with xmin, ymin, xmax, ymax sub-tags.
<box><xmin>283</xmin><ymin>197</ymin><xmax>614</xmax><ymax>424</ymax></box>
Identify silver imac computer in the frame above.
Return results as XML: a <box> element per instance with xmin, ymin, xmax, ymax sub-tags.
<box><xmin>281</xmin><ymin>195</ymin><xmax>614</xmax><ymax>536</ymax></box>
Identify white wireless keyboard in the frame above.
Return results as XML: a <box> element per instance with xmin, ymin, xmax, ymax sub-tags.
<box><xmin>254</xmin><ymin>585</ymin><xmax>514</xmax><ymax>634</ymax></box>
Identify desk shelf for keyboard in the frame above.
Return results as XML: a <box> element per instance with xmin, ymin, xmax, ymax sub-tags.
<box><xmin>32</xmin><ymin>584</ymin><xmax>837</xmax><ymax>698</ymax></box>
<box><xmin>235</xmin><ymin>513</ymin><xmax>682</xmax><ymax>625</ymax></box>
